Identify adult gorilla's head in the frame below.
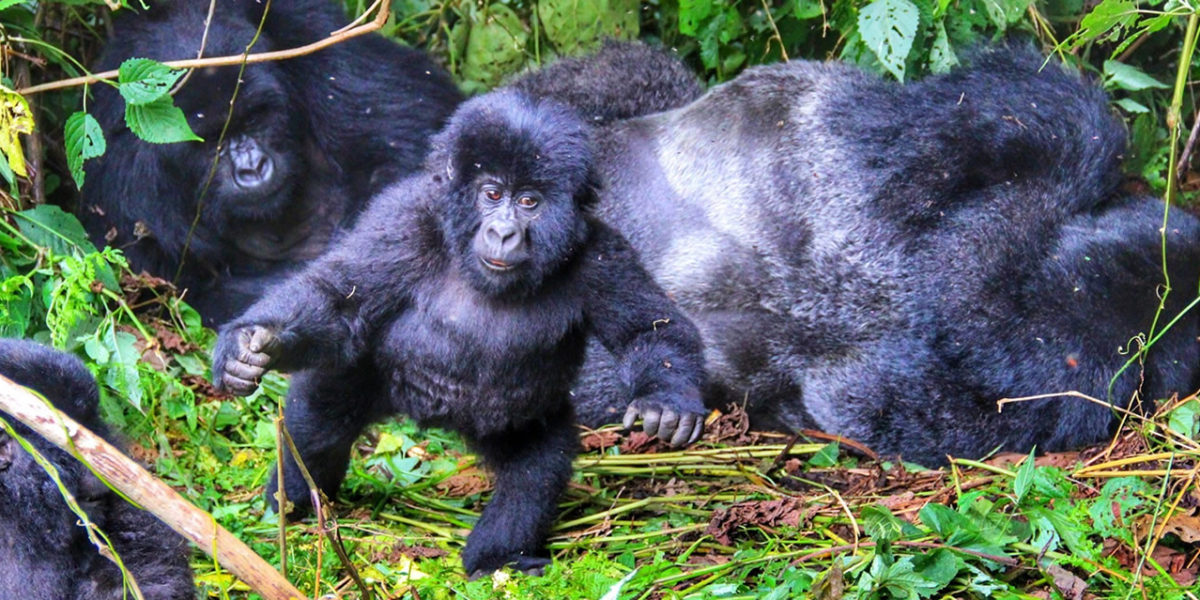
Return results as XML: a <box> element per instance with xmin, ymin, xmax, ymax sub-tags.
<box><xmin>81</xmin><ymin>0</ymin><xmax>461</xmax><ymax>325</ymax></box>
<box><xmin>430</xmin><ymin>91</ymin><xmax>597</xmax><ymax>297</ymax></box>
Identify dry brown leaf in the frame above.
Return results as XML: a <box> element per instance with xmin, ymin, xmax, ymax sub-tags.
<box><xmin>580</xmin><ymin>429</ymin><xmax>621</xmax><ymax>452</ymax></box>
<box><xmin>1046</xmin><ymin>564</ymin><xmax>1087</xmax><ymax>600</ymax></box>
<box><xmin>705</xmin><ymin>497</ymin><xmax>809</xmax><ymax>545</ymax></box>
<box><xmin>436</xmin><ymin>468</ymin><xmax>492</xmax><ymax>497</ymax></box>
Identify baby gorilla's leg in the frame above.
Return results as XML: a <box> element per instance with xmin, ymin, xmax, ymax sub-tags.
<box><xmin>460</xmin><ymin>406</ymin><xmax>578</xmax><ymax>577</ymax></box>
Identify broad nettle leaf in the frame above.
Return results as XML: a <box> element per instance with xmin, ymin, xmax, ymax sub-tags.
<box><xmin>679</xmin><ymin>0</ymin><xmax>714</xmax><ymax>37</ymax></box>
<box><xmin>64</xmin><ymin>111</ymin><xmax>106</xmax><ymax>188</ymax></box>
<box><xmin>125</xmin><ymin>95</ymin><xmax>203</xmax><ymax>144</ymax></box>
<box><xmin>858</xmin><ymin>0</ymin><xmax>919</xmax><ymax>81</ymax></box>
<box><xmin>118</xmin><ymin>58</ymin><xmax>186</xmax><ymax>106</ymax></box>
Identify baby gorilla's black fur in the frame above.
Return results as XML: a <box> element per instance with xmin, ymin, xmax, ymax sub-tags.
<box><xmin>211</xmin><ymin>91</ymin><xmax>706</xmax><ymax>576</ymax></box>
<box><xmin>82</xmin><ymin>0</ymin><xmax>461</xmax><ymax>325</ymax></box>
<box><xmin>0</xmin><ymin>339</ymin><xmax>193</xmax><ymax>600</ymax></box>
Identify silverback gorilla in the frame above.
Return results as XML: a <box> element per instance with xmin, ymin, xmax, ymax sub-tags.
<box><xmin>0</xmin><ymin>339</ymin><xmax>194</xmax><ymax>599</ymax></box>
<box><xmin>211</xmin><ymin>91</ymin><xmax>707</xmax><ymax>576</ymax></box>
<box><xmin>517</xmin><ymin>45</ymin><xmax>1200</xmax><ymax>466</ymax></box>
<box><xmin>83</xmin><ymin>0</ymin><xmax>461</xmax><ymax>325</ymax></box>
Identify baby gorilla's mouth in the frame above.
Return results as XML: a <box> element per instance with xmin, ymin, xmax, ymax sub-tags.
<box><xmin>480</xmin><ymin>256</ymin><xmax>515</xmax><ymax>271</ymax></box>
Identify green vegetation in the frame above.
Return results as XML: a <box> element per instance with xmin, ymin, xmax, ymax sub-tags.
<box><xmin>2</xmin><ymin>1</ymin><xmax>1200</xmax><ymax>598</ymax></box>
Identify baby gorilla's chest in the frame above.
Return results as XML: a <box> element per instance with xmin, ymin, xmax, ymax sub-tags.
<box><xmin>378</xmin><ymin>278</ymin><xmax>586</xmax><ymax>433</ymax></box>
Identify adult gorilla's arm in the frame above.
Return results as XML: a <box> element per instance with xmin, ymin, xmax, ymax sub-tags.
<box><xmin>580</xmin><ymin>221</ymin><xmax>708</xmax><ymax>446</ymax></box>
<box><xmin>212</xmin><ymin>180</ymin><xmax>442</xmax><ymax>393</ymax></box>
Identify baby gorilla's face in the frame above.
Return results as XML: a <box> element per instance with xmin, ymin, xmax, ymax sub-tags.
<box><xmin>472</xmin><ymin>178</ymin><xmax>542</xmax><ymax>274</ymax></box>
<box><xmin>454</xmin><ymin>172</ymin><xmax>583</xmax><ymax>298</ymax></box>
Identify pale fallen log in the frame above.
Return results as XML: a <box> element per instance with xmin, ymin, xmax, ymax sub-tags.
<box><xmin>0</xmin><ymin>374</ymin><xmax>308</xmax><ymax>600</ymax></box>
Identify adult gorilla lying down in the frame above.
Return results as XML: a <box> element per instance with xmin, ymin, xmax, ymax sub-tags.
<box><xmin>82</xmin><ymin>0</ymin><xmax>461</xmax><ymax>325</ymax></box>
<box><xmin>520</xmin><ymin>45</ymin><xmax>1200</xmax><ymax>465</ymax></box>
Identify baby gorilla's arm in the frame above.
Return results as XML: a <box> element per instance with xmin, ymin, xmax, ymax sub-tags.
<box><xmin>581</xmin><ymin>221</ymin><xmax>707</xmax><ymax>447</ymax></box>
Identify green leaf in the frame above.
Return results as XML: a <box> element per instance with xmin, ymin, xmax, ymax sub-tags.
<box><xmin>1067</xmin><ymin>0</ymin><xmax>1137</xmax><ymax>48</ymax></box>
<box><xmin>928</xmin><ymin>21</ymin><xmax>959</xmax><ymax>74</ymax></box>
<box><xmin>461</xmin><ymin>4</ymin><xmax>529</xmax><ymax>89</ymax></box>
<box><xmin>117</xmin><ymin>58</ymin><xmax>186</xmax><ymax>106</ymax></box>
<box><xmin>374</xmin><ymin>431</ymin><xmax>405</xmax><ymax>455</ymax></box>
<box><xmin>538</xmin><ymin>0</ymin><xmax>639</xmax><ymax>55</ymax></box>
<box><xmin>807</xmin><ymin>441</ymin><xmax>840</xmax><ymax>467</ymax></box>
<box><xmin>1103</xmin><ymin>60</ymin><xmax>1169</xmax><ymax>91</ymax></box>
<box><xmin>858</xmin><ymin>0</ymin><xmax>919</xmax><ymax>81</ymax></box>
<box><xmin>1167</xmin><ymin>399</ymin><xmax>1200</xmax><ymax>438</ymax></box>
<box><xmin>794</xmin><ymin>0</ymin><xmax>824</xmax><ymax>20</ymax></box>
<box><xmin>981</xmin><ymin>0</ymin><xmax>1032</xmax><ymax>28</ymax></box>
<box><xmin>0</xmin><ymin>0</ymin><xmax>27</xmax><ymax>10</ymax></box>
<box><xmin>679</xmin><ymin>0</ymin><xmax>714</xmax><ymax>36</ymax></box>
<box><xmin>103</xmin><ymin>330</ymin><xmax>143</xmax><ymax>411</ymax></box>
<box><xmin>1113</xmin><ymin>98</ymin><xmax>1150</xmax><ymax>113</ymax></box>
<box><xmin>13</xmin><ymin>204</ymin><xmax>96</xmax><ymax>256</ymax></box>
<box><xmin>911</xmin><ymin>549</ymin><xmax>960</xmax><ymax>589</ymax></box>
<box><xmin>1013</xmin><ymin>448</ymin><xmax>1035</xmax><ymax>504</ymax></box>
<box><xmin>125</xmin><ymin>96</ymin><xmax>203</xmax><ymax>144</ymax></box>
<box><xmin>861</xmin><ymin>505</ymin><xmax>904</xmax><ymax>550</ymax></box>
<box><xmin>64</xmin><ymin>111</ymin><xmax>105</xmax><ymax>189</ymax></box>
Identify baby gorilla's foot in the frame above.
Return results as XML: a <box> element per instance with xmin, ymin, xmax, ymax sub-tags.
<box><xmin>466</xmin><ymin>555</ymin><xmax>552</xmax><ymax>580</ymax></box>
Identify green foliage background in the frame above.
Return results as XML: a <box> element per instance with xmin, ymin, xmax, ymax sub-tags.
<box><xmin>1</xmin><ymin>1</ymin><xmax>1200</xmax><ymax>599</ymax></box>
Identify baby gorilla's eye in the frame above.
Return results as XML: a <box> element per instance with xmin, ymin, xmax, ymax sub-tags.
<box><xmin>517</xmin><ymin>195</ymin><xmax>539</xmax><ymax>208</ymax></box>
<box><xmin>485</xmin><ymin>188</ymin><xmax>502</xmax><ymax>201</ymax></box>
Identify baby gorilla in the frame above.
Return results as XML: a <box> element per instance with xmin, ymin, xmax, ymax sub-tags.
<box><xmin>212</xmin><ymin>90</ymin><xmax>706</xmax><ymax>576</ymax></box>
<box><xmin>0</xmin><ymin>339</ymin><xmax>193</xmax><ymax>600</ymax></box>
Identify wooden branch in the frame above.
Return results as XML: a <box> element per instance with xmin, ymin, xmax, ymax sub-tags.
<box><xmin>0</xmin><ymin>375</ymin><xmax>309</xmax><ymax>600</ymax></box>
<box><xmin>17</xmin><ymin>3</ymin><xmax>390</xmax><ymax>96</ymax></box>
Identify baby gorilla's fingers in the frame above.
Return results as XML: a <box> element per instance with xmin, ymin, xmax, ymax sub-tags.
<box><xmin>220</xmin><ymin>374</ymin><xmax>260</xmax><ymax>396</ymax></box>
<box><xmin>247</xmin><ymin>326</ymin><xmax>281</xmax><ymax>356</ymax></box>
<box><xmin>223</xmin><ymin>357</ymin><xmax>266</xmax><ymax>384</ymax></box>
<box><xmin>669</xmin><ymin>413</ymin><xmax>703</xmax><ymax>448</ymax></box>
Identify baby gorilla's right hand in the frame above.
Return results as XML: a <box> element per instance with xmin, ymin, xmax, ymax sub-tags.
<box><xmin>212</xmin><ymin>325</ymin><xmax>281</xmax><ymax>396</ymax></box>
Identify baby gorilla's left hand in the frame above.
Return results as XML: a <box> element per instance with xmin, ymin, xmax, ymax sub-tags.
<box><xmin>623</xmin><ymin>391</ymin><xmax>705</xmax><ymax>447</ymax></box>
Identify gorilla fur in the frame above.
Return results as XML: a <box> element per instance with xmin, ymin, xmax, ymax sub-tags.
<box><xmin>82</xmin><ymin>0</ymin><xmax>461</xmax><ymax>325</ymax></box>
<box><xmin>510</xmin><ymin>41</ymin><xmax>704</xmax><ymax>123</ymax></box>
<box><xmin>211</xmin><ymin>90</ymin><xmax>706</xmax><ymax>575</ymax></box>
<box><xmin>515</xmin><ymin>45</ymin><xmax>1200</xmax><ymax>466</ymax></box>
<box><xmin>0</xmin><ymin>339</ymin><xmax>193</xmax><ymax>600</ymax></box>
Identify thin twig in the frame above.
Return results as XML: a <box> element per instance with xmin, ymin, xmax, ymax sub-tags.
<box><xmin>17</xmin><ymin>3</ymin><xmax>390</xmax><ymax>96</ymax></box>
<box><xmin>1177</xmin><ymin>106</ymin><xmax>1200</xmax><ymax>181</ymax></box>
<box><xmin>278</xmin><ymin>420</ymin><xmax>376</xmax><ymax>600</ymax></box>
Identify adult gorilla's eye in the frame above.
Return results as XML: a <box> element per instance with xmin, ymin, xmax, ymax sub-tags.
<box><xmin>517</xmin><ymin>195</ymin><xmax>539</xmax><ymax>208</ymax></box>
<box><xmin>484</xmin><ymin>187</ymin><xmax>502</xmax><ymax>201</ymax></box>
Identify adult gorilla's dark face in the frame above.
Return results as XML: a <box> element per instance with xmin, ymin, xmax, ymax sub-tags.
<box><xmin>167</xmin><ymin>63</ymin><xmax>323</xmax><ymax>263</ymax></box>
<box><xmin>433</xmin><ymin>91</ymin><xmax>596</xmax><ymax>297</ymax></box>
